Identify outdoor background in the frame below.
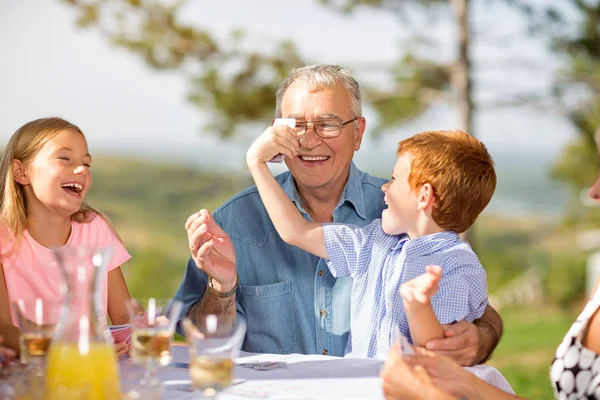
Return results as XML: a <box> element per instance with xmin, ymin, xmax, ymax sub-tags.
<box><xmin>1</xmin><ymin>1</ymin><xmax>600</xmax><ymax>398</ymax></box>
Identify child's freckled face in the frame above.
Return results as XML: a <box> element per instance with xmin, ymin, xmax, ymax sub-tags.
<box><xmin>381</xmin><ymin>154</ymin><xmax>418</xmax><ymax>236</ymax></box>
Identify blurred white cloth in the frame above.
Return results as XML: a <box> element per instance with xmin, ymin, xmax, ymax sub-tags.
<box><xmin>465</xmin><ymin>365</ymin><xmax>515</xmax><ymax>395</ymax></box>
<box><xmin>120</xmin><ymin>345</ymin><xmax>514</xmax><ymax>399</ymax></box>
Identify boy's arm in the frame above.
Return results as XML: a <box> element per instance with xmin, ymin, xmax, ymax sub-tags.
<box><xmin>246</xmin><ymin>126</ymin><xmax>328</xmax><ymax>259</ymax></box>
<box><xmin>401</xmin><ymin>265</ymin><xmax>445</xmax><ymax>347</ymax></box>
<box><xmin>425</xmin><ymin>260</ymin><xmax>494</xmax><ymax>366</ymax></box>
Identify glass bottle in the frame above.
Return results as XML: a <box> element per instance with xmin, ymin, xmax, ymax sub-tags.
<box><xmin>45</xmin><ymin>246</ymin><xmax>120</xmax><ymax>400</ymax></box>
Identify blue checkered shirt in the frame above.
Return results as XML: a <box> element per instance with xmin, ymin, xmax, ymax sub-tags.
<box><xmin>323</xmin><ymin>219</ymin><xmax>488</xmax><ymax>359</ymax></box>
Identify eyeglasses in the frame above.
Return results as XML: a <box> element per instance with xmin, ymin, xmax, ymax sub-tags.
<box><xmin>293</xmin><ymin>117</ymin><xmax>360</xmax><ymax>139</ymax></box>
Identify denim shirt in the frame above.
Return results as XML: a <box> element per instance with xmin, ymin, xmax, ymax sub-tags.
<box><xmin>173</xmin><ymin>163</ymin><xmax>387</xmax><ymax>356</ymax></box>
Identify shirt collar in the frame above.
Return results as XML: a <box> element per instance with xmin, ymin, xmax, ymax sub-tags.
<box><xmin>281</xmin><ymin>162</ymin><xmax>367</xmax><ymax>220</ymax></box>
<box><xmin>337</xmin><ymin>162</ymin><xmax>367</xmax><ymax>220</ymax></box>
<box><xmin>403</xmin><ymin>231</ymin><xmax>462</xmax><ymax>257</ymax></box>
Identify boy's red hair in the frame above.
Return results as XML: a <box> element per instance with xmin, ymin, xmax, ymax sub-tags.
<box><xmin>397</xmin><ymin>130</ymin><xmax>496</xmax><ymax>233</ymax></box>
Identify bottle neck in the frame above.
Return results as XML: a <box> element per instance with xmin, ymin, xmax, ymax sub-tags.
<box><xmin>54</xmin><ymin>265</ymin><xmax>107</xmax><ymax>347</ymax></box>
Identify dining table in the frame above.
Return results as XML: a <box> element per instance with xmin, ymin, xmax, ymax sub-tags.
<box><xmin>119</xmin><ymin>344</ymin><xmax>515</xmax><ymax>400</ymax></box>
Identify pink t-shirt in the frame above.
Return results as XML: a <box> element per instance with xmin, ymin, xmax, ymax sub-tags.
<box><xmin>1</xmin><ymin>214</ymin><xmax>131</xmax><ymax>326</ymax></box>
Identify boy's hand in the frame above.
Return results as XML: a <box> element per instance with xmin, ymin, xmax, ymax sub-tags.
<box><xmin>246</xmin><ymin>124</ymin><xmax>301</xmax><ymax>169</ymax></box>
<box><xmin>400</xmin><ymin>265</ymin><xmax>442</xmax><ymax>304</ymax></box>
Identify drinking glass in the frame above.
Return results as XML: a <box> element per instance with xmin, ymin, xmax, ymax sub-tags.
<box><xmin>126</xmin><ymin>298</ymin><xmax>182</xmax><ymax>392</ymax></box>
<box><xmin>183</xmin><ymin>315</ymin><xmax>246</xmax><ymax>399</ymax></box>
<box><xmin>12</xmin><ymin>298</ymin><xmax>61</xmax><ymax>367</ymax></box>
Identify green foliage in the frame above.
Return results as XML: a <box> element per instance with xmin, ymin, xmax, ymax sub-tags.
<box><xmin>61</xmin><ymin>0</ymin><xmax>459</xmax><ymax>138</ymax></box>
<box><xmin>550</xmin><ymin>1</ymin><xmax>600</xmax><ymax>226</ymax></box>
<box><xmin>63</xmin><ymin>0</ymin><xmax>303</xmax><ymax>138</ymax></box>
<box><xmin>490</xmin><ymin>306</ymin><xmax>577</xmax><ymax>399</ymax></box>
<box><xmin>88</xmin><ymin>157</ymin><xmax>253</xmax><ymax>235</ymax></box>
<box><xmin>366</xmin><ymin>54</ymin><xmax>451</xmax><ymax>134</ymax></box>
<box><xmin>544</xmin><ymin>253</ymin><xmax>587</xmax><ymax>307</ymax></box>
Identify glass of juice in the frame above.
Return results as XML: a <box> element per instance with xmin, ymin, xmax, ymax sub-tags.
<box><xmin>126</xmin><ymin>298</ymin><xmax>182</xmax><ymax>393</ymax></box>
<box><xmin>12</xmin><ymin>298</ymin><xmax>61</xmax><ymax>366</ymax></box>
<box><xmin>182</xmin><ymin>315</ymin><xmax>246</xmax><ymax>399</ymax></box>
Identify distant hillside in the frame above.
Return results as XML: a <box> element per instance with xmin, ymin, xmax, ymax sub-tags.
<box><xmin>87</xmin><ymin>156</ymin><xmax>253</xmax><ymax>297</ymax></box>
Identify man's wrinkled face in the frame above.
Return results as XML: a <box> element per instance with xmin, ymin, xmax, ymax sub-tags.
<box><xmin>281</xmin><ymin>79</ymin><xmax>365</xmax><ymax>193</ymax></box>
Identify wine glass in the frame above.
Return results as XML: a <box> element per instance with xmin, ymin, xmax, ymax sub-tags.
<box><xmin>126</xmin><ymin>298</ymin><xmax>182</xmax><ymax>395</ymax></box>
<box><xmin>12</xmin><ymin>298</ymin><xmax>61</xmax><ymax>367</ymax></box>
<box><xmin>183</xmin><ymin>315</ymin><xmax>246</xmax><ymax>399</ymax></box>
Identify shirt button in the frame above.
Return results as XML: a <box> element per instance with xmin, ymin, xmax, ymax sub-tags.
<box><xmin>320</xmin><ymin>309</ymin><xmax>327</xmax><ymax>317</ymax></box>
<box><xmin>322</xmin><ymin>349</ymin><xmax>328</xmax><ymax>355</ymax></box>
<box><xmin>318</xmin><ymin>270</ymin><xmax>324</xmax><ymax>277</ymax></box>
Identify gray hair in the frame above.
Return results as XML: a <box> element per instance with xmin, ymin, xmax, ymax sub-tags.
<box><xmin>274</xmin><ymin>65</ymin><xmax>362</xmax><ymax>118</ymax></box>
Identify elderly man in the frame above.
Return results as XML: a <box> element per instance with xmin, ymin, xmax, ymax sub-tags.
<box><xmin>174</xmin><ymin>65</ymin><xmax>502</xmax><ymax>364</ymax></box>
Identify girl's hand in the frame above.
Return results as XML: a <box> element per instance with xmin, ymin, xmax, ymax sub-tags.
<box><xmin>0</xmin><ymin>336</ymin><xmax>16</xmax><ymax>369</ymax></box>
<box><xmin>114</xmin><ymin>340</ymin><xmax>130</xmax><ymax>358</ymax></box>
<box><xmin>246</xmin><ymin>124</ymin><xmax>301</xmax><ymax>169</ymax></box>
<box><xmin>400</xmin><ymin>265</ymin><xmax>442</xmax><ymax>304</ymax></box>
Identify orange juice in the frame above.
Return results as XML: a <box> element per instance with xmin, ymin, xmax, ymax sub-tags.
<box><xmin>45</xmin><ymin>343</ymin><xmax>120</xmax><ymax>400</ymax></box>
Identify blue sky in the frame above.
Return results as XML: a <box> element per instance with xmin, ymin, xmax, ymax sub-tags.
<box><xmin>0</xmin><ymin>0</ymin><xmax>579</xmax><ymax>215</ymax></box>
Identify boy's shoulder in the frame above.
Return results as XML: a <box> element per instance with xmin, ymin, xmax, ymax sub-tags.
<box><xmin>410</xmin><ymin>233</ymin><xmax>481</xmax><ymax>268</ymax></box>
<box><xmin>433</xmin><ymin>241</ymin><xmax>482</xmax><ymax>270</ymax></box>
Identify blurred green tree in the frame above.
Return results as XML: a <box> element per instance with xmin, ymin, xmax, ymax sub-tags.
<box><xmin>549</xmin><ymin>1</ymin><xmax>600</xmax><ymax>227</ymax></box>
<box><xmin>62</xmin><ymin>0</ymin><xmax>559</xmax><ymax>250</ymax></box>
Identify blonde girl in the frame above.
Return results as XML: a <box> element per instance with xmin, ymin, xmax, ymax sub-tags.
<box><xmin>0</xmin><ymin>117</ymin><xmax>131</xmax><ymax>356</ymax></box>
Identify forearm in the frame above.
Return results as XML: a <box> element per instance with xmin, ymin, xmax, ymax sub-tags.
<box><xmin>404</xmin><ymin>300</ymin><xmax>445</xmax><ymax>347</ymax></box>
<box><xmin>461</xmin><ymin>371</ymin><xmax>523</xmax><ymax>400</ymax></box>
<box><xmin>473</xmin><ymin>305</ymin><xmax>503</xmax><ymax>364</ymax></box>
<box><xmin>249</xmin><ymin>162</ymin><xmax>326</xmax><ymax>258</ymax></box>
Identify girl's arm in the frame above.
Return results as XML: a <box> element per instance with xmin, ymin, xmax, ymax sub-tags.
<box><xmin>246</xmin><ymin>125</ymin><xmax>327</xmax><ymax>259</ymax></box>
<box><xmin>0</xmin><ymin>263</ymin><xmax>20</xmax><ymax>353</ymax></box>
<box><xmin>106</xmin><ymin>266</ymin><xmax>131</xmax><ymax>326</ymax></box>
<box><xmin>583</xmin><ymin>277</ymin><xmax>600</xmax><ymax>353</ymax></box>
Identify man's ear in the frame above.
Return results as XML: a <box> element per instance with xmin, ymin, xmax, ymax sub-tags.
<box><xmin>353</xmin><ymin>117</ymin><xmax>366</xmax><ymax>151</ymax></box>
<box><xmin>12</xmin><ymin>160</ymin><xmax>29</xmax><ymax>185</ymax></box>
<box><xmin>417</xmin><ymin>183</ymin><xmax>435</xmax><ymax>211</ymax></box>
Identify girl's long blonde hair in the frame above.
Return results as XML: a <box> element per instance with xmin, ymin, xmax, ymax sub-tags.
<box><xmin>0</xmin><ymin>117</ymin><xmax>115</xmax><ymax>253</ymax></box>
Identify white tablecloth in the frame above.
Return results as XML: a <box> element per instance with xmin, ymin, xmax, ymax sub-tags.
<box><xmin>120</xmin><ymin>345</ymin><xmax>514</xmax><ymax>399</ymax></box>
